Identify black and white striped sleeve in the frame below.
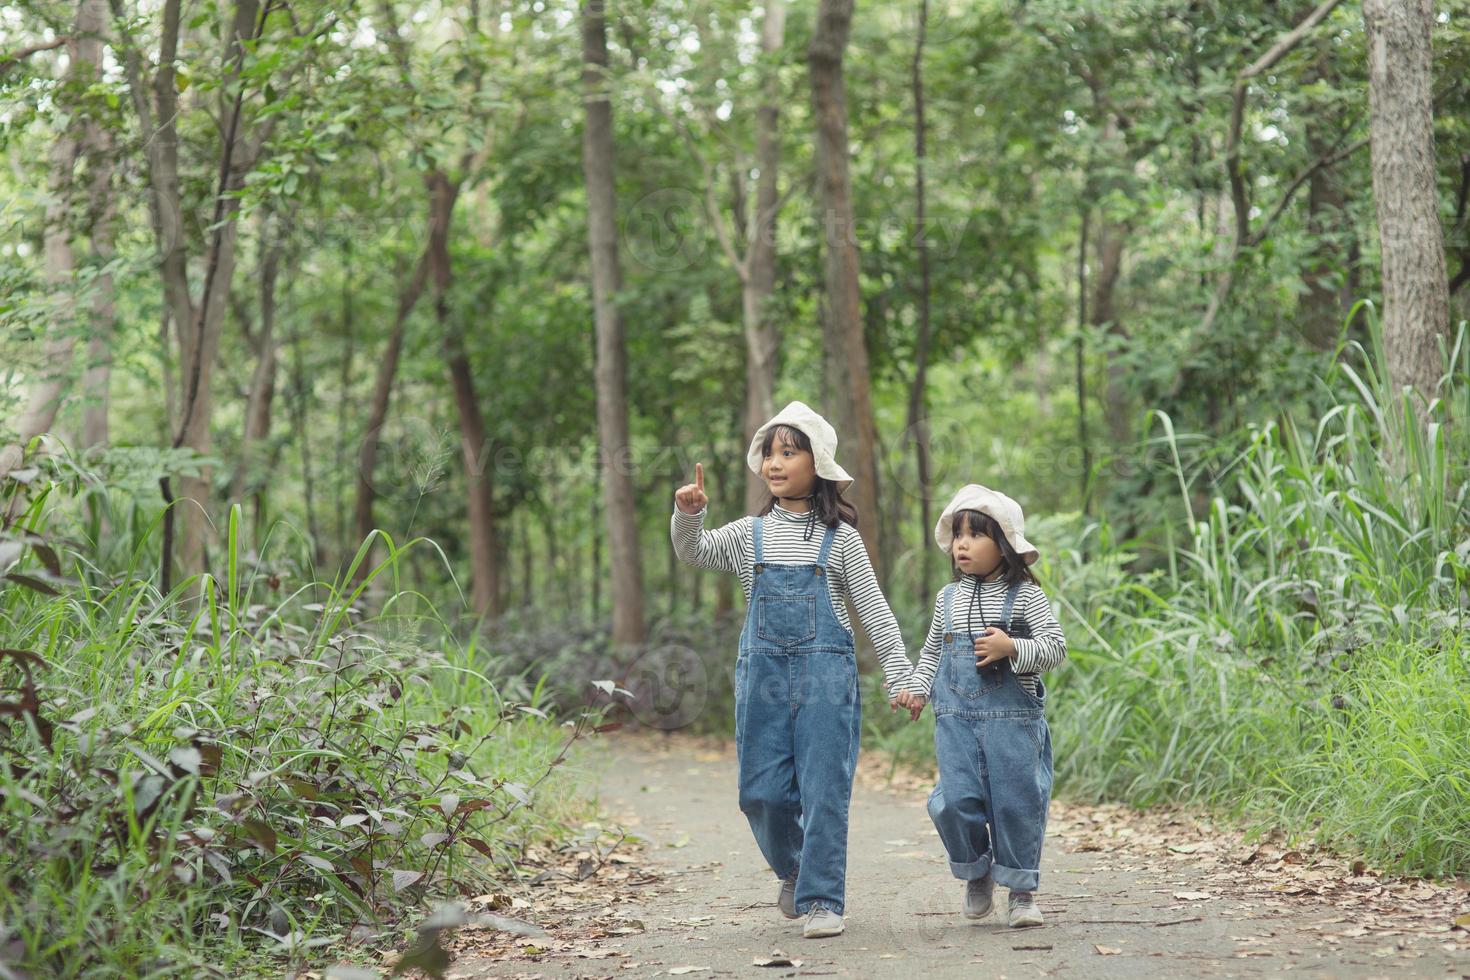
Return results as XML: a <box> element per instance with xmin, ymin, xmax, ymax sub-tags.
<box><xmin>905</xmin><ymin>590</ymin><xmax>947</xmax><ymax>698</ymax></box>
<box><xmin>1012</xmin><ymin>581</ymin><xmax>1067</xmax><ymax>675</ymax></box>
<box><xmin>670</xmin><ymin>506</ymin><xmax>750</xmax><ymax>576</ymax></box>
<box><xmin>834</xmin><ymin>528</ymin><xmax>912</xmax><ymax>692</ymax></box>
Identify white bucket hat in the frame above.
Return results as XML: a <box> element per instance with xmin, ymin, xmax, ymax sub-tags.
<box><xmin>746</xmin><ymin>400</ymin><xmax>854</xmax><ymax>494</ymax></box>
<box><xmin>934</xmin><ymin>484</ymin><xmax>1039</xmax><ymax>565</ymax></box>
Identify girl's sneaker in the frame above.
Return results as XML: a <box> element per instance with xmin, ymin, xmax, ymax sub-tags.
<box><xmin>1007</xmin><ymin>891</ymin><xmax>1043</xmax><ymax>927</ymax></box>
<box><xmin>802</xmin><ymin>907</ymin><xmax>845</xmax><ymax>938</ymax></box>
<box><xmin>963</xmin><ymin>874</ymin><xmax>995</xmax><ymax>919</ymax></box>
<box><xmin>778</xmin><ymin>873</ymin><xmax>799</xmax><ymax>919</ymax></box>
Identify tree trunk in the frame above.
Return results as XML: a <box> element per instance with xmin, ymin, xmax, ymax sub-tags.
<box><xmin>443</xmin><ymin>338</ymin><xmax>499</xmax><ymax>617</ymax></box>
<box><xmin>520</xmin><ymin>510</ymin><xmax>533</xmax><ymax>610</ymax></box>
<box><xmin>1364</xmin><ymin>0</ymin><xmax>1450</xmax><ymax>413</ymax></box>
<box><xmin>741</xmin><ymin>0</ymin><xmax>786</xmax><ymax>517</ymax></box>
<box><xmin>1076</xmin><ymin>206</ymin><xmax>1093</xmax><ymax>519</ymax></box>
<box><xmin>907</xmin><ymin>0</ymin><xmax>935</xmax><ymax>600</ymax></box>
<box><xmin>172</xmin><ymin>209</ymin><xmax>242</xmax><ymax>580</ymax></box>
<box><xmin>581</xmin><ymin>0</ymin><xmax>646</xmax><ymax>647</ymax></box>
<box><xmin>432</xmin><ymin>170</ymin><xmax>502</xmax><ymax>620</ymax></box>
<box><xmin>80</xmin><ymin>112</ymin><xmax>116</xmax><ymax>451</ymax></box>
<box><xmin>169</xmin><ymin>0</ymin><xmax>264</xmax><ymax>580</ymax></box>
<box><xmin>352</xmin><ymin>249</ymin><xmax>428</xmax><ymax>565</ymax></box>
<box><xmin>334</xmin><ymin>239</ymin><xmax>355</xmax><ymax>562</ymax></box>
<box><xmin>422</xmin><ymin>167</ymin><xmax>499</xmax><ymax>621</ymax></box>
<box><xmin>1094</xmin><ymin>216</ymin><xmax>1129</xmax><ymax>448</ymax></box>
<box><xmin>1302</xmin><ymin>147</ymin><xmax>1351</xmax><ymax>350</ymax></box>
<box><xmin>809</xmin><ymin>0</ymin><xmax>881</xmax><ymax>571</ymax></box>
<box><xmin>231</xmin><ymin>233</ymin><xmax>282</xmax><ymax>512</ymax></box>
<box><xmin>1301</xmin><ymin>54</ymin><xmax>1354</xmax><ymax>351</ymax></box>
<box><xmin>590</xmin><ymin>459</ymin><xmax>602</xmax><ymax>622</ymax></box>
<box><xmin>287</xmin><ymin>299</ymin><xmax>323</xmax><ymax>562</ymax></box>
<box><xmin>0</xmin><ymin>0</ymin><xmax>108</xmax><ymax>478</ymax></box>
<box><xmin>114</xmin><ymin>0</ymin><xmax>272</xmax><ymax>587</ymax></box>
<box><xmin>7</xmin><ymin>114</ymin><xmax>81</xmax><ymax>466</ymax></box>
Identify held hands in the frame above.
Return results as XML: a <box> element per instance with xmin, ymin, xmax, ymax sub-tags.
<box><xmin>674</xmin><ymin>462</ymin><xmax>709</xmax><ymax>515</ymax></box>
<box><xmin>973</xmin><ymin>627</ymin><xmax>1016</xmax><ymax>669</ymax></box>
<box><xmin>890</xmin><ymin>686</ymin><xmax>927</xmax><ymax>722</ymax></box>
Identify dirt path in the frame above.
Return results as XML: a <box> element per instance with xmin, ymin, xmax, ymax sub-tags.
<box><xmin>452</xmin><ymin>735</ymin><xmax>1469</xmax><ymax>979</ymax></box>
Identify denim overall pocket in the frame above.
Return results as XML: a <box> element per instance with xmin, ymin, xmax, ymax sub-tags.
<box><xmin>945</xmin><ymin>651</ymin><xmax>1006</xmax><ymax>701</ymax></box>
<box><xmin>757</xmin><ymin>596</ymin><xmax>817</xmax><ymax>647</ymax></box>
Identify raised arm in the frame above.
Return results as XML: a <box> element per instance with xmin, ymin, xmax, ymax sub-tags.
<box><xmin>670</xmin><ymin>462</ymin><xmax>749</xmax><ymax>574</ymax></box>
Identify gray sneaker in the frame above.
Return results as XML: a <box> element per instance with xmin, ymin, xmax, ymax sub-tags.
<box><xmin>963</xmin><ymin>874</ymin><xmax>995</xmax><ymax>919</ymax></box>
<box><xmin>802</xmin><ymin>907</ymin><xmax>845</xmax><ymax>938</ymax></box>
<box><xmin>777</xmin><ymin>873</ymin><xmax>799</xmax><ymax>919</ymax></box>
<box><xmin>1007</xmin><ymin>890</ymin><xmax>1043</xmax><ymax>928</ymax></box>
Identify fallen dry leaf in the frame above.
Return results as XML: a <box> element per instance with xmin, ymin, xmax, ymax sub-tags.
<box><xmin>1095</xmin><ymin>945</ymin><xmax>1123</xmax><ymax>955</ymax></box>
<box><xmin>753</xmin><ymin>951</ymin><xmax>801</xmax><ymax>967</ymax></box>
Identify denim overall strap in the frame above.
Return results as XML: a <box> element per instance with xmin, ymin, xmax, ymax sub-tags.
<box><xmin>815</xmin><ymin>522</ymin><xmax>837</xmax><ymax>568</ymax></box>
<box><xmin>753</xmin><ymin>515</ymin><xmax>765</xmax><ymax>565</ymax></box>
<box><xmin>942</xmin><ymin>582</ymin><xmax>956</xmax><ymax>635</ymax></box>
<box><xmin>999</xmin><ymin>580</ymin><xmax>1021</xmax><ymax>632</ymax></box>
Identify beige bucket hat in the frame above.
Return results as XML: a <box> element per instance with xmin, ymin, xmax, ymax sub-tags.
<box><xmin>934</xmin><ymin>483</ymin><xmax>1039</xmax><ymax>565</ymax></box>
<box><xmin>746</xmin><ymin>400</ymin><xmax>854</xmax><ymax>494</ymax></box>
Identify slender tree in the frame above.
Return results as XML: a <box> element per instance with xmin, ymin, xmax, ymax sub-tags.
<box><xmin>111</xmin><ymin>0</ymin><xmax>291</xmax><ymax>586</ymax></box>
<box><xmin>907</xmin><ymin>0</ymin><xmax>935</xmax><ymax>599</ymax></box>
<box><xmin>809</xmin><ymin>0</ymin><xmax>882</xmax><ymax>571</ymax></box>
<box><xmin>741</xmin><ymin>0</ymin><xmax>787</xmax><ymax>515</ymax></box>
<box><xmin>581</xmin><ymin>0</ymin><xmax>647</xmax><ymax>646</ymax></box>
<box><xmin>1</xmin><ymin>0</ymin><xmax>111</xmax><ymax>479</ymax></box>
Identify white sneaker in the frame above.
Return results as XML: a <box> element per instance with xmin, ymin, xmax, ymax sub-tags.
<box><xmin>1007</xmin><ymin>890</ymin><xmax>1043</xmax><ymax>928</ymax></box>
<box><xmin>963</xmin><ymin>874</ymin><xmax>995</xmax><ymax>919</ymax></box>
<box><xmin>802</xmin><ymin>907</ymin><xmax>845</xmax><ymax>938</ymax></box>
<box><xmin>777</xmin><ymin>873</ymin><xmax>799</xmax><ymax>919</ymax></box>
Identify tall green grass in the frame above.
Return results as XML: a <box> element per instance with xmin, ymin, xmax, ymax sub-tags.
<box><xmin>871</xmin><ymin>315</ymin><xmax>1470</xmax><ymax>877</ymax></box>
<box><xmin>0</xmin><ymin>499</ymin><xmax>594</xmax><ymax>977</ymax></box>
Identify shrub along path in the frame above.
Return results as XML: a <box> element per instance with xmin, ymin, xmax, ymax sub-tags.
<box><xmin>447</xmin><ymin>734</ymin><xmax>1470</xmax><ymax>978</ymax></box>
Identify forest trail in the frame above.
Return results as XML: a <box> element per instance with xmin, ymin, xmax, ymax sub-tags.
<box><xmin>452</xmin><ymin>735</ymin><xmax>1470</xmax><ymax>979</ymax></box>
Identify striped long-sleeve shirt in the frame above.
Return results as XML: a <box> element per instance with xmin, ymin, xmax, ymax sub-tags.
<box><xmin>906</xmin><ymin>575</ymin><xmax>1067</xmax><ymax>699</ymax></box>
<box><xmin>671</xmin><ymin>503</ymin><xmax>912</xmax><ymax>692</ymax></box>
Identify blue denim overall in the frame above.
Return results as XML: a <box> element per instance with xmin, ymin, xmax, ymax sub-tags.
<box><xmin>926</xmin><ymin>580</ymin><xmax>1053</xmax><ymax>892</ymax></box>
<box><xmin>733</xmin><ymin>516</ymin><xmax>861</xmax><ymax>916</ymax></box>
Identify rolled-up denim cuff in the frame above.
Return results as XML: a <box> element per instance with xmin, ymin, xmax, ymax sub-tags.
<box><xmin>947</xmin><ymin>852</ymin><xmax>992</xmax><ymax>882</ymax></box>
<box><xmin>991</xmin><ymin>862</ymin><xmax>1039</xmax><ymax>892</ymax></box>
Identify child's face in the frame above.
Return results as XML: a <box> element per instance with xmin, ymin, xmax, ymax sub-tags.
<box><xmin>952</xmin><ymin>522</ymin><xmax>1003</xmax><ymax>578</ymax></box>
<box><xmin>761</xmin><ymin>432</ymin><xmax>816</xmax><ymax>498</ymax></box>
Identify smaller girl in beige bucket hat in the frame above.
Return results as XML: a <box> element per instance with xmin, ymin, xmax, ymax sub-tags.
<box><xmin>894</xmin><ymin>484</ymin><xmax>1068</xmax><ymax>928</ymax></box>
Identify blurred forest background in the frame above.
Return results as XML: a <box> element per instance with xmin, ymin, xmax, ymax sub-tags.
<box><xmin>1</xmin><ymin>0</ymin><xmax>1467</xmax><ymax>974</ymax></box>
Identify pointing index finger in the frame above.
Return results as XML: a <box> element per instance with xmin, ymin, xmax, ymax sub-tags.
<box><xmin>694</xmin><ymin>462</ymin><xmax>704</xmax><ymax>493</ymax></box>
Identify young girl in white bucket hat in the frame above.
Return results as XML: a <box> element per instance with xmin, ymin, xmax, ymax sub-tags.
<box><xmin>895</xmin><ymin>484</ymin><xmax>1068</xmax><ymax>927</ymax></box>
<box><xmin>671</xmin><ymin>401</ymin><xmax>912</xmax><ymax>939</ymax></box>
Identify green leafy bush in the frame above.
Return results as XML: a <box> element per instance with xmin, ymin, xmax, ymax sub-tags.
<box><xmin>0</xmin><ymin>508</ymin><xmax>595</xmax><ymax>977</ymax></box>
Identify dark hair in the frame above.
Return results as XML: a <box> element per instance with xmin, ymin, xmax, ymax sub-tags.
<box><xmin>756</xmin><ymin>424</ymin><xmax>859</xmax><ymax>529</ymax></box>
<box><xmin>949</xmin><ymin>508</ymin><xmax>1036</xmax><ymax>585</ymax></box>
